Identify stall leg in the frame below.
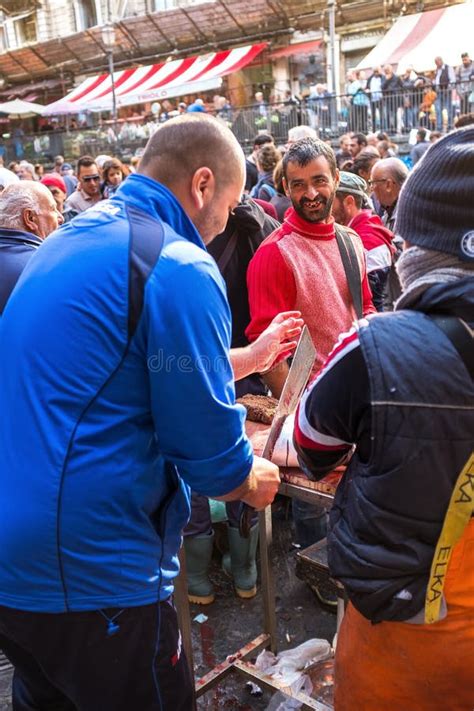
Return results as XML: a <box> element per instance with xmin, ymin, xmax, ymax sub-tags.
<box><xmin>259</xmin><ymin>505</ymin><xmax>277</xmax><ymax>653</ymax></box>
<box><xmin>175</xmin><ymin>545</ymin><xmax>196</xmax><ymax>705</ymax></box>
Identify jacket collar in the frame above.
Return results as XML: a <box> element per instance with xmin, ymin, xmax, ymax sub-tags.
<box><xmin>115</xmin><ymin>174</ymin><xmax>204</xmax><ymax>250</ymax></box>
<box><xmin>415</xmin><ymin>278</ymin><xmax>474</xmax><ymax>326</ymax></box>
<box><xmin>0</xmin><ymin>227</ymin><xmax>42</xmax><ymax>248</ymax></box>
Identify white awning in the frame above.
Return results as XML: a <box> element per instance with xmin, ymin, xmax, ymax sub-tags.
<box><xmin>44</xmin><ymin>43</ymin><xmax>267</xmax><ymax>114</ymax></box>
<box><xmin>356</xmin><ymin>2</ymin><xmax>474</xmax><ymax>74</ymax></box>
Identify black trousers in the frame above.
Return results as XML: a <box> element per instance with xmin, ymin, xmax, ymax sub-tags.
<box><xmin>0</xmin><ymin>599</ymin><xmax>194</xmax><ymax>711</ymax></box>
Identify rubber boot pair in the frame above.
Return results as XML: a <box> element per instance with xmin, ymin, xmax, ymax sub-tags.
<box><xmin>222</xmin><ymin>523</ymin><xmax>259</xmax><ymax>599</ymax></box>
<box><xmin>183</xmin><ymin>531</ymin><xmax>215</xmax><ymax>605</ymax></box>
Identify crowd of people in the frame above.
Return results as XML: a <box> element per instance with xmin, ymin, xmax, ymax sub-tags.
<box><xmin>342</xmin><ymin>53</ymin><xmax>474</xmax><ymax>134</ymax></box>
<box><xmin>0</xmin><ymin>107</ymin><xmax>472</xmax><ymax>711</ymax></box>
<box><xmin>5</xmin><ymin>52</ymin><xmax>472</xmax><ymax>171</ymax></box>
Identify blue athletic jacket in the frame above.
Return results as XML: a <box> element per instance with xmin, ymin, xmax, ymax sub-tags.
<box><xmin>0</xmin><ymin>227</ymin><xmax>41</xmax><ymax>314</ymax></box>
<box><xmin>0</xmin><ymin>174</ymin><xmax>253</xmax><ymax>613</ymax></box>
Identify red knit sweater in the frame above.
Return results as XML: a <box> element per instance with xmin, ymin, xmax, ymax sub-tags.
<box><xmin>245</xmin><ymin>208</ymin><xmax>375</xmax><ymax>371</ymax></box>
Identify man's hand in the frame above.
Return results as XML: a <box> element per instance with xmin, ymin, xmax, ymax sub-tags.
<box><xmin>242</xmin><ymin>455</ymin><xmax>281</xmax><ymax>510</ymax></box>
<box><xmin>216</xmin><ymin>455</ymin><xmax>280</xmax><ymax>510</ymax></box>
<box><xmin>231</xmin><ymin>311</ymin><xmax>303</xmax><ymax>382</ymax></box>
<box><xmin>250</xmin><ymin>311</ymin><xmax>303</xmax><ymax>374</ymax></box>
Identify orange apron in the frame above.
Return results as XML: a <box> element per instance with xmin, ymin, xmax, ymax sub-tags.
<box><xmin>335</xmin><ymin>519</ymin><xmax>474</xmax><ymax>710</ymax></box>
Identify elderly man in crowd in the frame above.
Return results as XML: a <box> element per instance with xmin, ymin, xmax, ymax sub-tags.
<box><xmin>369</xmin><ymin>157</ymin><xmax>408</xmax><ymax>307</ymax></box>
<box><xmin>369</xmin><ymin>157</ymin><xmax>408</xmax><ymax>232</ymax></box>
<box><xmin>0</xmin><ymin>181</ymin><xmax>63</xmax><ymax>313</ymax></box>
<box><xmin>17</xmin><ymin>161</ymin><xmax>36</xmax><ymax>181</ymax></box>
<box><xmin>332</xmin><ymin>172</ymin><xmax>395</xmax><ymax>311</ymax></box>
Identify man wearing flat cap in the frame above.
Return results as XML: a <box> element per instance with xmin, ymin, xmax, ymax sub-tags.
<box><xmin>332</xmin><ymin>171</ymin><xmax>395</xmax><ymax>311</ymax></box>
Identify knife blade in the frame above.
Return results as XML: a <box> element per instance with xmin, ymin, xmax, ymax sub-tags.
<box><xmin>239</xmin><ymin>326</ymin><xmax>316</xmax><ymax>537</ymax></box>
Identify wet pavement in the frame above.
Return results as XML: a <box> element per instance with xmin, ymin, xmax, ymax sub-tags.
<box><xmin>0</xmin><ymin>502</ymin><xmax>336</xmax><ymax>710</ymax></box>
<box><xmin>193</xmin><ymin>502</ymin><xmax>336</xmax><ymax>709</ymax></box>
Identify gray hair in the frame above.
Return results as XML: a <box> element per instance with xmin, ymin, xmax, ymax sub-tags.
<box><xmin>19</xmin><ymin>161</ymin><xmax>35</xmax><ymax>176</ymax></box>
<box><xmin>0</xmin><ymin>181</ymin><xmax>49</xmax><ymax>230</ymax></box>
<box><xmin>287</xmin><ymin>125</ymin><xmax>317</xmax><ymax>143</ymax></box>
<box><xmin>384</xmin><ymin>157</ymin><xmax>409</xmax><ymax>186</ymax></box>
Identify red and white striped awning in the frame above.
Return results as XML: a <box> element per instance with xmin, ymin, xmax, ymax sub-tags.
<box><xmin>356</xmin><ymin>3</ymin><xmax>474</xmax><ymax>74</ymax></box>
<box><xmin>44</xmin><ymin>43</ymin><xmax>267</xmax><ymax>114</ymax></box>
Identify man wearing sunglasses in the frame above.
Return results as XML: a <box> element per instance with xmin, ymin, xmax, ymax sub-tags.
<box><xmin>64</xmin><ymin>155</ymin><xmax>102</xmax><ymax>220</ymax></box>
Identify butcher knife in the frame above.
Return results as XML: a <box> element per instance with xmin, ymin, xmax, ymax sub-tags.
<box><xmin>239</xmin><ymin>325</ymin><xmax>316</xmax><ymax>537</ymax></box>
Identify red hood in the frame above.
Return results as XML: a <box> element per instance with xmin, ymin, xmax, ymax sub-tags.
<box><xmin>349</xmin><ymin>210</ymin><xmax>396</xmax><ymax>254</ymax></box>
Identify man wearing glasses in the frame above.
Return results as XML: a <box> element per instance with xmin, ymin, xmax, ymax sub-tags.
<box><xmin>368</xmin><ymin>157</ymin><xmax>409</xmax><ymax>308</ymax></box>
<box><xmin>368</xmin><ymin>157</ymin><xmax>408</xmax><ymax>233</ymax></box>
<box><xmin>64</xmin><ymin>155</ymin><xmax>102</xmax><ymax>220</ymax></box>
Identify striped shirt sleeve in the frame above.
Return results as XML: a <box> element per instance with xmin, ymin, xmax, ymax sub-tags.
<box><xmin>294</xmin><ymin>327</ymin><xmax>371</xmax><ymax>479</ymax></box>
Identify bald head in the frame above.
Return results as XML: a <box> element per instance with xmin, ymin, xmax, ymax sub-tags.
<box><xmin>370</xmin><ymin>157</ymin><xmax>408</xmax><ymax>209</ymax></box>
<box><xmin>139</xmin><ymin>114</ymin><xmax>245</xmax><ymax>244</ymax></box>
<box><xmin>372</xmin><ymin>157</ymin><xmax>408</xmax><ymax>185</ymax></box>
<box><xmin>0</xmin><ymin>181</ymin><xmax>63</xmax><ymax>239</ymax></box>
<box><xmin>139</xmin><ymin>113</ymin><xmax>244</xmax><ymax>190</ymax></box>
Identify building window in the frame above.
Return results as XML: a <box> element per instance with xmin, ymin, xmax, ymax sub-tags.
<box><xmin>153</xmin><ymin>0</ymin><xmax>176</xmax><ymax>8</ymax></box>
<box><xmin>15</xmin><ymin>13</ymin><xmax>37</xmax><ymax>45</ymax></box>
<box><xmin>153</xmin><ymin>0</ymin><xmax>211</xmax><ymax>9</ymax></box>
<box><xmin>74</xmin><ymin>0</ymin><xmax>98</xmax><ymax>31</ymax></box>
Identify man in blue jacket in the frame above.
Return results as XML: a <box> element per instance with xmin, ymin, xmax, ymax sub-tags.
<box><xmin>0</xmin><ymin>181</ymin><xmax>63</xmax><ymax>313</ymax></box>
<box><xmin>0</xmin><ymin>114</ymin><xmax>280</xmax><ymax>710</ymax></box>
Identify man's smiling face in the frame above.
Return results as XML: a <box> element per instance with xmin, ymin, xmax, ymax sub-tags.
<box><xmin>283</xmin><ymin>155</ymin><xmax>339</xmax><ymax>223</ymax></box>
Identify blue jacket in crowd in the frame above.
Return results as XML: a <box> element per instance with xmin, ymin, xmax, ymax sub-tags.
<box><xmin>0</xmin><ymin>174</ymin><xmax>253</xmax><ymax>613</ymax></box>
<box><xmin>0</xmin><ymin>227</ymin><xmax>41</xmax><ymax>314</ymax></box>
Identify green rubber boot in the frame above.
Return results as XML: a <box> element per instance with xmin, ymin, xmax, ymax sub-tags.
<box><xmin>183</xmin><ymin>532</ymin><xmax>215</xmax><ymax>605</ymax></box>
<box><xmin>223</xmin><ymin>524</ymin><xmax>259</xmax><ymax>599</ymax></box>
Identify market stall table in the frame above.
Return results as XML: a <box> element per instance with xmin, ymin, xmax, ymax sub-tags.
<box><xmin>174</xmin><ymin>419</ymin><xmax>343</xmax><ymax>710</ymax></box>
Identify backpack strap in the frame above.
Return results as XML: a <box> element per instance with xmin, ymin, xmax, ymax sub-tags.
<box><xmin>334</xmin><ymin>225</ymin><xmax>363</xmax><ymax>320</ymax></box>
<box><xmin>429</xmin><ymin>315</ymin><xmax>474</xmax><ymax>380</ymax></box>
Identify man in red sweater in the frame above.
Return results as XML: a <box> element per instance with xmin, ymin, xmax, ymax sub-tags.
<box><xmin>245</xmin><ymin>139</ymin><xmax>375</xmax><ymax>597</ymax></box>
<box><xmin>246</xmin><ymin>138</ymin><xmax>374</xmax><ymax>397</ymax></box>
<box><xmin>332</xmin><ymin>171</ymin><xmax>395</xmax><ymax>311</ymax></box>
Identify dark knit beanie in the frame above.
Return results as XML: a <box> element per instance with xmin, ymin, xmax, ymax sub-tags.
<box><xmin>395</xmin><ymin>126</ymin><xmax>474</xmax><ymax>262</ymax></box>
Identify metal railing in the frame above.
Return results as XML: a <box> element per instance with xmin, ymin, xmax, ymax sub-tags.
<box><xmin>4</xmin><ymin>82</ymin><xmax>472</xmax><ymax>164</ymax></box>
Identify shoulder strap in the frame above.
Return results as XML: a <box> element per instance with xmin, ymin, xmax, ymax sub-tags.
<box><xmin>334</xmin><ymin>225</ymin><xmax>363</xmax><ymax>319</ymax></box>
<box><xmin>216</xmin><ymin>228</ymin><xmax>238</xmax><ymax>274</ymax></box>
<box><xmin>429</xmin><ymin>315</ymin><xmax>474</xmax><ymax>380</ymax></box>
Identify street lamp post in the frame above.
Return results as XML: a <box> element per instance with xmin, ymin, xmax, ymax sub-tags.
<box><xmin>101</xmin><ymin>23</ymin><xmax>117</xmax><ymax>125</ymax></box>
<box><xmin>327</xmin><ymin>0</ymin><xmax>337</xmax><ymax>132</ymax></box>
